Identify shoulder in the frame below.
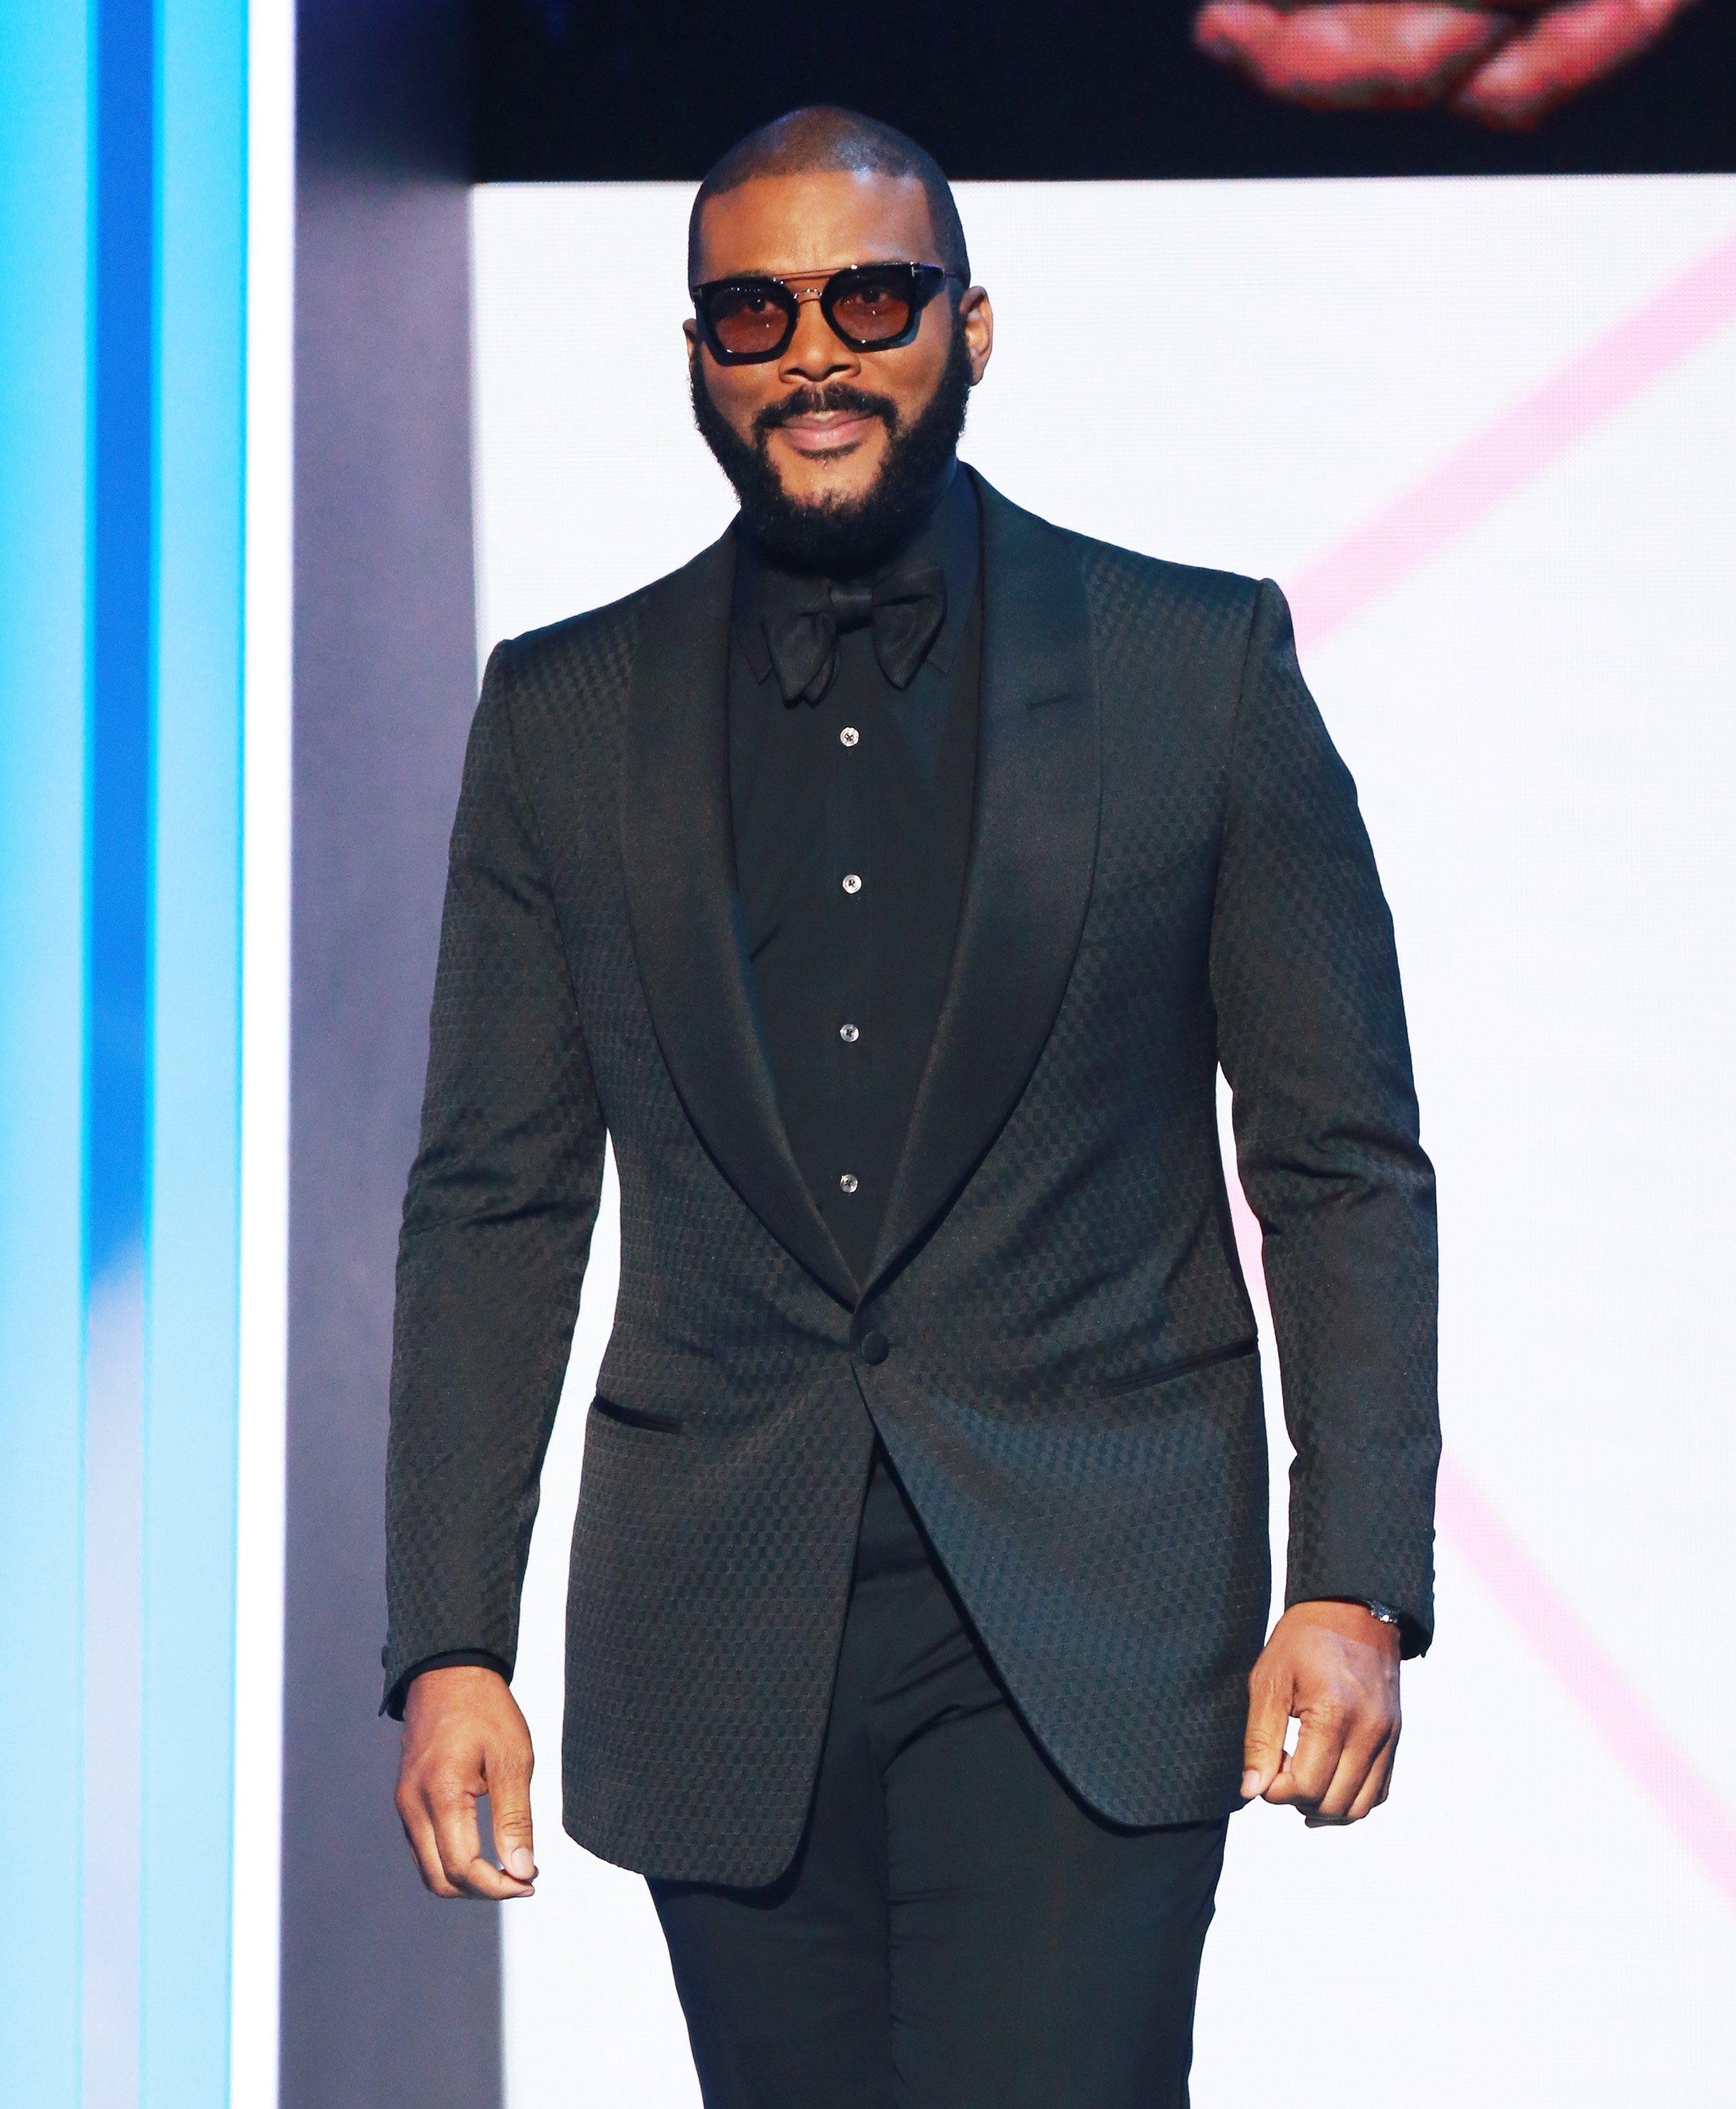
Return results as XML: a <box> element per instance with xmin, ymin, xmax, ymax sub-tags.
<box><xmin>1054</xmin><ymin>518</ymin><xmax>1264</xmax><ymax>667</ymax></box>
<box><xmin>1072</xmin><ymin>536</ymin><xmax>1270</xmax><ymax>699</ymax></box>
<box><xmin>485</xmin><ymin>525</ymin><xmax>736</xmax><ymax>703</ymax></box>
<box><xmin>487</xmin><ymin>582</ymin><xmax>641</xmax><ymax>705</ymax></box>
<box><xmin>971</xmin><ymin>471</ymin><xmax>1262</xmax><ymax>661</ymax></box>
<box><xmin>1072</xmin><ymin>532</ymin><xmax>1260</xmax><ymax>633</ymax></box>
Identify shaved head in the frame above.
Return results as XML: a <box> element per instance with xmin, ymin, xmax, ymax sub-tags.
<box><xmin>688</xmin><ymin>106</ymin><xmax>970</xmax><ymax>286</ymax></box>
<box><xmin>682</xmin><ymin>106</ymin><xmax>994</xmax><ymax>576</ymax></box>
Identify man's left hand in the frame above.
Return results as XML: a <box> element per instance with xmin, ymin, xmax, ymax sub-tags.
<box><xmin>1241</xmin><ymin>1600</ymin><xmax>1401</xmax><ymax>1825</ymax></box>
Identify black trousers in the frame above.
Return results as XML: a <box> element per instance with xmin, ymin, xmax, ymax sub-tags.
<box><xmin>651</xmin><ymin>1450</ymin><xmax>1228</xmax><ymax>2109</ymax></box>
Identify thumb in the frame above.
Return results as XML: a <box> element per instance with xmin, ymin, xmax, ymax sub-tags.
<box><xmin>487</xmin><ymin>1760</ymin><xmax>537</xmax><ymax>1884</ymax></box>
<box><xmin>1242</xmin><ymin>1668</ymin><xmax>1292</xmax><ymax>1800</ymax></box>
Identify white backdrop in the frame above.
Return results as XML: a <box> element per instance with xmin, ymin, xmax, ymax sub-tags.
<box><xmin>472</xmin><ymin>176</ymin><xmax>1736</xmax><ymax>2107</ymax></box>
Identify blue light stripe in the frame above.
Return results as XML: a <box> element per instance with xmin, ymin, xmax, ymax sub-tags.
<box><xmin>90</xmin><ymin>0</ymin><xmax>156</xmax><ymax>1286</ymax></box>
<box><xmin>83</xmin><ymin>7</ymin><xmax>157</xmax><ymax>2098</ymax></box>
<box><xmin>3</xmin><ymin>1</ymin><xmax>251</xmax><ymax>2099</ymax></box>
<box><xmin>0</xmin><ymin>11</ymin><xmax>93</xmax><ymax>2108</ymax></box>
<box><xmin>140</xmin><ymin>1</ymin><xmax>247</xmax><ymax>2101</ymax></box>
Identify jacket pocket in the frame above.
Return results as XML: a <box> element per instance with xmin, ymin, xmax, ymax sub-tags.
<box><xmin>1091</xmin><ymin>1337</ymin><xmax>1258</xmax><ymax>1400</ymax></box>
<box><xmin>591</xmin><ymin>1394</ymin><xmax>685</xmax><ymax>1435</ymax></box>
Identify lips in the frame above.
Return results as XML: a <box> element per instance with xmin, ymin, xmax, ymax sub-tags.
<box><xmin>776</xmin><ymin>412</ymin><xmax>882</xmax><ymax>456</ymax></box>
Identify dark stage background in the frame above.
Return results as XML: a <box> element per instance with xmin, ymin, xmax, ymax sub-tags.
<box><xmin>471</xmin><ymin>0</ymin><xmax>1735</xmax><ymax>181</ymax></box>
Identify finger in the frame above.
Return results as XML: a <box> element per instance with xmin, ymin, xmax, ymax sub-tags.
<box><xmin>1305</xmin><ymin>1707</ymin><xmax>1401</xmax><ymax>1824</ymax></box>
<box><xmin>486</xmin><ymin>1760</ymin><xmax>538</xmax><ymax>1886</ymax></box>
<box><xmin>453</xmin><ymin>1853</ymin><xmax>534</xmax><ymax>1901</ymax></box>
<box><xmin>1242</xmin><ymin>1671</ymin><xmax>1293</xmax><ymax>1798</ymax></box>
<box><xmin>429</xmin><ymin>1775</ymin><xmax>532</xmax><ymax>1901</ymax></box>
<box><xmin>1305</xmin><ymin>1725</ymin><xmax>1391</xmax><ymax>1824</ymax></box>
<box><xmin>1452</xmin><ymin>0</ymin><xmax>1688</xmax><ymax>126</ymax></box>
<box><xmin>1345</xmin><ymin>1727</ymin><xmax>1399</xmax><ymax>1820</ymax></box>
<box><xmin>1259</xmin><ymin>1732</ymin><xmax>1310</xmax><ymax>1803</ymax></box>
<box><xmin>1270</xmin><ymin>1705</ymin><xmax>1347</xmax><ymax>1810</ymax></box>
<box><xmin>396</xmin><ymin>1789</ymin><xmax>464</xmax><ymax>1899</ymax></box>
<box><xmin>1193</xmin><ymin>3</ymin><xmax>1514</xmax><ymax>107</ymax></box>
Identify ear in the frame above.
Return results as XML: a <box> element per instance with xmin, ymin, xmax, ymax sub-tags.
<box><xmin>960</xmin><ymin>286</ymin><xmax>993</xmax><ymax>386</ymax></box>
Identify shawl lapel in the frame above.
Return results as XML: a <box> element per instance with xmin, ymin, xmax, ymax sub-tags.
<box><xmin>619</xmin><ymin>527</ymin><xmax>858</xmax><ymax>1309</ymax></box>
<box><xmin>863</xmin><ymin>474</ymin><xmax>1101</xmax><ymax>1296</ymax></box>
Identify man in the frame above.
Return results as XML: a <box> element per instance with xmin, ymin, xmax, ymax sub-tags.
<box><xmin>386</xmin><ymin>107</ymin><xmax>1437</xmax><ymax>2106</ymax></box>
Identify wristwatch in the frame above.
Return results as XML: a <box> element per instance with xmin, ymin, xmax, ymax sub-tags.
<box><xmin>1364</xmin><ymin>1601</ymin><xmax>1402</xmax><ymax>1627</ymax></box>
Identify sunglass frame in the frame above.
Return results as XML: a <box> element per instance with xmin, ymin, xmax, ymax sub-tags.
<box><xmin>690</xmin><ymin>262</ymin><xmax>955</xmax><ymax>365</ymax></box>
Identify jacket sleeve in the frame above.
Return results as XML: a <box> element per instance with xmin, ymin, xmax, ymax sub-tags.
<box><xmin>382</xmin><ymin>640</ymin><xmax>608</xmax><ymax>1713</ymax></box>
<box><xmin>1209</xmin><ymin>579</ymin><xmax>1439</xmax><ymax>1654</ymax></box>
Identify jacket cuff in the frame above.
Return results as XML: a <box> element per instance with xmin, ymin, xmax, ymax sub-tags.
<box><xmin>380</xmin><ymin>1647</ymin><xmax>512</xmax><ymax>1721</ymax></box>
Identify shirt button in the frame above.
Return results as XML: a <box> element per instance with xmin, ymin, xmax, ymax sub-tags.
<box><xmin>839</xmin><ymin>1022</ymin><xmax>859</xmax><ymax>1043</ymax></box>
<box><xmin>840</xmin><ymin>725</ymin><xmax>860</xmax><ymax>747</ymax></box>
<box><xmin>842</xmin><ymin>873</ymin><xmax>862</xmax><ymax>894</ymax></box>
<box><xmin>839</xmin><ymin>1172</ymin><xmax>859</xmax><ymax>1194</ymax></box>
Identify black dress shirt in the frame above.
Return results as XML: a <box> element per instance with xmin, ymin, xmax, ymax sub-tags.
<box><xmin>729</xmin><ymin>468</ymin><xmax>982</xmax><ymax>1288</ymax></box>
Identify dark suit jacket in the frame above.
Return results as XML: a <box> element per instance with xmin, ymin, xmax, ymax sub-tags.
<box><xmin>383</xmin><ymin>471</ymin><xmax>1439</xmax><ymax>1885</ymax></box>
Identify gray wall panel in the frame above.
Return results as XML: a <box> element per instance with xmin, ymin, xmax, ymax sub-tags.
<box><xmin>285</xmin><ymin>5</ymin><xmax>499</xmax><ymax>2102</ymax></box>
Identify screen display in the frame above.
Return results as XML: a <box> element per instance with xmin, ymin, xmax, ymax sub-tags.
<box><xmin>472</xmin><ymin>0</ymin><xmax>1735</xmax><ymax>181</ymax></box>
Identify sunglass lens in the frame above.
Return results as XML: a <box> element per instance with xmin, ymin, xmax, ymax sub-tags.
<box><xmin>830</xmin><ymin>274</ymin><xmax>915</xmax><ymax>345</ymax></box>
<box><xmin>708</xmin><ymin>286</ymin><xmax>790</xmax><ymax>358</ymax></box>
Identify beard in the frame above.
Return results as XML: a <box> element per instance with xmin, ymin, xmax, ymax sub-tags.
<box><xmin>689</xmin><ymin>322</ymin><xmax>974</xmax><ymax>577</ymax></box>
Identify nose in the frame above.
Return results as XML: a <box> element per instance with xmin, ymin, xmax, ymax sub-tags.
<box><xmin>781</xmin><ymin>292</ymin><xmax>857</xmax><ymax>385</ymax></box>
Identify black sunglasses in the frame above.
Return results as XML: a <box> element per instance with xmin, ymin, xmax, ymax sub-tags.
<box><xmin>690</xmin><ymin>262</ymin><xmax>959</xmax><ymax>365</ymax></box>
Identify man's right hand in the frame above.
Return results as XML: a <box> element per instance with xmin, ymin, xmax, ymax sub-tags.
<box><xmin>395</xmin><ymin>1664</ymin><xmax>539</xmax><ymax>1900</ymax></box>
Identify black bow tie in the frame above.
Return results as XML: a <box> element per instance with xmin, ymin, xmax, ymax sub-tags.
<box><xmin>760</xmin><ymin>558</ymin><xmax>947</xmax><ymax>705</ymax></box>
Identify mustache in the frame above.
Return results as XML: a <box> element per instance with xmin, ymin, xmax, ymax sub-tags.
<box><xmin>692</xmin><ymin>321</ymin><xmax>973</xmax><ymax>577</ymax></box>
<box><xmin>753</xmin><ymin>384</ymin><xmax>900</xmax><ymax>439</ymax></box>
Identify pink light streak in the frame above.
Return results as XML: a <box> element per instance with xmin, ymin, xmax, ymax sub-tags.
<box><xmin>1286</xmin><ymin>227</ymin><xmax>1736</xmax><ymax>654</ymax></box>
<box><xmin>1223</xmin><ymin>223</ymin><xmax>1736</xmax><ymax>1905</ymax></box>
<box><xmin>1229</xmin><ymin>1170</ymin><xmax>1736</xmax><ymax>1906</ymax></box>
<box><xmin>1437</xmin><ymin>1454</ymin><xmax>1736</xmax><ymax>1906</ymax></box>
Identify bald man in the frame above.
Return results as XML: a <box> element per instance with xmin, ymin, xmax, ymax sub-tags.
<box><xmin>384</xmin><ymin>107</ymin><xmax>1438</xmax><ymax>2109</ymax></box>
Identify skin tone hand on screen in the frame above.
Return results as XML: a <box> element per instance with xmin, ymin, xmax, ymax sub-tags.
<box><xmin>1191</xmin><ymin>0</ymin><xmax>1698</xmax><ymax>127</ymax></box>
<box><xmin>393</xmin><ymin>164</ymin><xmax>1401</xmax><ymax>1899</ymax></box>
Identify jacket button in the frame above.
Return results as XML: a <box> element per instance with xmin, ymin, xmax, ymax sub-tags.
<box><xmin>857</xmin><ymin>1329</ymin><xmax>889</xmax><ymax>1366</ymax></box>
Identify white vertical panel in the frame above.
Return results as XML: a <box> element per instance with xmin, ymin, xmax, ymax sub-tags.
<box><xmin>233</xmin><ymin>1</ymin><xmax>296</xmax><ymax>2103</ymax></box>
<box><xmin>476</xmin><ymin>177</ymin><xmax>1736</xmax><ymax>2108</ymax></box>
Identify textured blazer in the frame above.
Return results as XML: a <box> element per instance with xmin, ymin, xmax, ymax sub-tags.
<box><xmin>383</xmin><ymin>471</ymin><xmax>1439</xmax><ymax>1885</ymax></box>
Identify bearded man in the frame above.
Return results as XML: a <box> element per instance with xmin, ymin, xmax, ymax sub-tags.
<box><xmin>384</xmin><ymin>106</ymin><xmax>1439</xmax><ymax>2108</ymax></box>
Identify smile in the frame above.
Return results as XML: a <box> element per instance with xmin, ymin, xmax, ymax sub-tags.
<box><xmin>774</xmin><ymin>411</ymin><xmax>882</xmax><ymax>456</ymax></box>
